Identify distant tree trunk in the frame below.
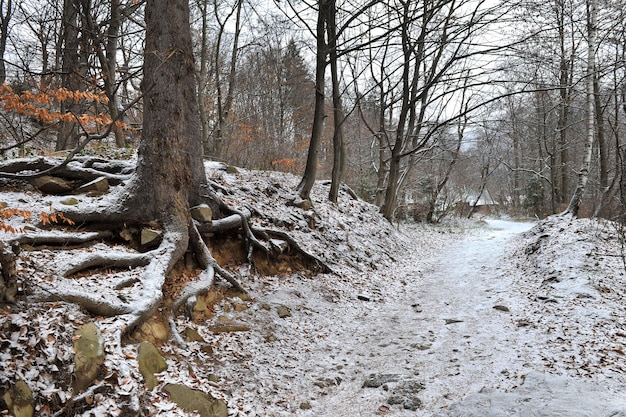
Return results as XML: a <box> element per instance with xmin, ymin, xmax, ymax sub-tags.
<box><xmin>211</xmin><ymin>0</ymin><xmax>242</xmax><ymax>158</ymax></box>
<box><xmin>327</xmin><ymin>0</ymin><xmax>346</xmax><ymax>203</ymax></box>
<box><xmin>0</xmin><ymin>0</ymin><xmax>13</xmax><ymax>84</ymax></box>
<box><xmin>297</xmin><ymin>0</ymin><xmax>329</xmax><ymax>201</ymax></box>
<box><xmin>56</xmin><ymin>0</ymin><xmax>83</xmax><ymax>150</ymax></box>
<box><xmin>82</xmin><ymin>0</ymin><xmax>126</xmax><ymax>147</ymax></box>
<box><xmin>565</xmin><ymin>0</ymin><xmax>596</xmax><ymax>217</ymax></box>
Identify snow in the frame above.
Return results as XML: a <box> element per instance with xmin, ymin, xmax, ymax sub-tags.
<box><xmin>2</xmin><ymin>165</ymin><xmax>626</xmax><ymax>416</ymax></box>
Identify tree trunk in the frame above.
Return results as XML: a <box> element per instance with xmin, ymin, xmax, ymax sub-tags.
<box><xmin>0</xmin><ymin>0</ymin><xmax>13</xmax><ymax>84</ymax></box>
<box><xmin>297</xmin><ymin>0</ymin><xmax>328</xmax><ymax>201</ymax></box>
<box><xmin>327</xmin><ymin>0</ymin><xmax>346</xmax><ymax>203</ymax></box>
<box><xmin>56</xmin><ymin>0</ymin><xmax>83</xmax><ymax>151</ymax></box>
<box><xmin>136</xmin><ymin>0</ymin><xmax>206</xmax><ymax>218</ymax></box>
<box><xmin>565</xmin><ymin>0</ymin><xmax>596</xmax><ymax>217</ymax></box>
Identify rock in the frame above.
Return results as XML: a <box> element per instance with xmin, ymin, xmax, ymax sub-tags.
<box><xmin>140</xmin><ymin>320</ymin><xmax>169</xmax><ymax>342</ymax></box>
<box><xmin>138</xmin><ymin>341</ymin><xmax>168</xmax><ymax>390</ymax></box>
<box><xmin>299</xmin><ymin>401</ymin><xmax>312</xmax><ymax>410</ymax></box>
<box><xmin>141</xmin><ymin>228</ymin><xmax>162</xmax><ymax>248</ymax></box>
<box><xmin>493</xmin><ymin>305</ymin><xmax>510</xmax><ymax>312</ymax></box>
<box><xmin>357</xmin><ymin>294</ymin><xmax>371</xmax><ymax>302</ymax></box>
<box><xmin>276</xmin><ymin>305</ymin><xmax>292</xmax><ymax>318</ymax></box>
<box><xmin>387</xmin><ymin>380</ymin><xmax>425</xmax><ymax>411</ymax></box>
<box><xmin>163</xmin><ymin>383</ymin><xmax>228</xmax><ymax>417</ymax></box>
<box><xmin>31</xmin><ymin>175</ymin><xmax>73</xmax><ymax>194</ymax></box>
<box><xmin>76</xmin><ymin>176</ymin><xmax>108</xmax><ymax>194</ymax></box>
<box><xmin>185</xmin><ymin>327</ymin><xmax>206</xmax><ymax>343</ymax></box>
<box><xmin>233</xmin><ymin>302</ymin><xmax>248</xmax><ymax>312</ymax></box>
<box><xmin>193</xmin><ymin>297</ymin><xmax>208</xmax><ymax>313</ymax></box>
<box><xmin>208</xmin><ymin>320</ymin><xmax>251</xmax><ymax>333</ymax></box>
<box><xmin>269</xmin><ymin>239</ymin><xmax>289</xmax><ymax>253</ymax></box>
<box><xmin>445</xmin><ymin>318</ymin><xmax>464</xmax><ymax>325</ymax></box>
<box><xmin>3</xmin><ymin>380</ymin><xmax>34</xmax><ymax>417</ymax></box>
<box><xmin>191</xmin><ymin>204</ymin><xmax>213</xmax><ymax>223</ymax></box>
<box><xmin>72</xmin><ymin>322</ymin><xmax>105</xmax><ymax>392</ymax></box>
<box><xmin>363</xmin><ymin>374</ymin><xmax>401</xmax><ymax>388</ymax></box>
<box><xmin>60</xmin><ymin>197</ymin><xmax>79</xmax><ymax>206</ymax></box>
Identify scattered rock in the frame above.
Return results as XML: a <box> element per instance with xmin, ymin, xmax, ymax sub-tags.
<box><xmin>60</xmin><ymin>197</ymin><xmax>79</xmax><ymax>206</ymax></box>
<box><xmin>163</xmin><ymin>383</ymin><xmax>228</xmax><ymax>417</ymax></box>
<box><xmin>185</xmin><ymin>327</ymin><xmax>206</xmax><ymax>343</ymax></box>
<box><xmin>140</xmin><ymin>228</ymin><xmax>162</xmax><ymax>248</ymax></box>
<box><xmin>363</xmin><ymin>373</ymin><xmax>401</xmax><ymax>388</ymax></box>
<box><xmin>72</xmin><ymin>322</ymin><xmax>105</xmax><ymax>393</ymax></box>
<box><xmin>191</xmin><ymin>204</ymin><xmax>213</xmax><ymax>223</ymax></box>
<box><xmin>387</xmin><ymin>380</ymin><xmax>425</xmax><ymax>411</ymax></box>
<box><xmin>140</xmin><ymin>320</ymin><xmax>169</xmax><ymax>343</ymax></box>
<box><xmin>76</xmin><ymin>176</ymin><xmax>108</xmax><ymax>194</ymax></box>
<box><xmin>138</xmin><ymin>341</ymin><xmax>168</xmax><ymax>390</ymax></box>
<box><xmin>276</xmin><ymin>305</ymin><xmax>292</xmax><ymax>318</ymax></box>
<box><xmin>31</xmin><ymin>175</ymin><xmax>73</xmax><ymax>194</ymax></box>
<box><xmin>208</xmin><ymin>320</ymin><xmax>251</xmax><ymax>333</ymax></box>
<box><xmin>493</xmin><ymin>305</ymin><xmax>510</xmax><ymax>312</ymax></box>
<box><xmin>269</xmin><ymin>238</ymin><xmax>289</xmax><ymax>253</ymax></box>
<box><xmin>3</xmin><ymin>380</ymin><xmax>34</xmax><ymax>417</ymax></box>
<box><xmin>233</xmin><ymin>302</ymin><xmax>248</xmax><ymax>312</ymax></box>
<box><xmin>313</xmin><ymin>376</ymin><xmax>342</xmax><ymax>388</ymax></box>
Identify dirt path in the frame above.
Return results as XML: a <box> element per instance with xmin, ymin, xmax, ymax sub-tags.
<box><xmin>301</xmin><ymin>220</ymin><xmax>536</xmax><ymax>416</ymax></box>
<box><xmin>301</xmin><ymin>219</ymin><xmax>626</xmax><ymax>417</ymax></box>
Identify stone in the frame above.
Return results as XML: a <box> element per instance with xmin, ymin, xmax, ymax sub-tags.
<box><xmin>363</xmin><ymin>374</ymin><xmax>401</xmax><ymax>388</ymax></box>
<box><xmin>3</xmin><ymin>380</ymin><xmax>34</xmax><ymax>417</ymax></box>
<box><xmin>269</xmin><ymin>239</ymin><xmax>289</xmax><ymax>253</ymax></box>
<box><xmin>76</xmin><ymin>176</ymin><xmax>108</xmax><ymax>194</ymax></box>
<box><xmin>193</xmin><ymin>297</ymin><xmax>208</xmax><ymax>313</ymax></box>
<box><xmin>233</xmin><ymin>302</ymin><xmax>248</xmax><ymax>312</ymax></box>
<box><xmin>208</xmin><ymin>320</ymin><xmax>251</xmax><ymax>333</ymax></box>
<box><xmin>299</xmin><ymin>401</ymin><xmax>312</xmax><ymax>410</ymax></box>
<box><xmin>276</xmin><ymin>305</ymin><xmax>291</xmax><ymax>318</ymax></box>
<box><xmin>141</xmin><ymin>228</ymin><xmax>162</xmax><ymax>247</ymax></box>
<box><xmin>60</xmin><ymin>197</ymin><xmax>79</xmax><ymax>206</ymax></box>
<box><xmin>493</xmin><ymin>305</ymin><xmax>510</xmax><ymax>312</ymax></box>
<box><xmin>138</xmin><ymin>341</ymin><xmax>168</xmax><ymax>390</ymax></box>
<box><xmin>72</xmin><ymin>322</ymin><xmax>105</xmax><ymax>393</ymax></box>
<box><xmin>163</xmin><ymin>383</ymin><xmax>228</xmax><ymax>417</ymax></box>
<box><xmin>184</xmin><ymin>327</ymin><xmax>206</xmax><ymax>343</ymax></box>
<box><xmin>191</xmin><ymin>204</ymin><xmax>213</xmax><ymax>223</ymax></box>
<box><xmin>31</xmin><ymin>176</ymin><xmax>73</xmax><ymax>194</ymax></box>
<box><xmin>386</xmin><ymin>380</ymin><xmax>425</xmax><ymax>411</ymax></box>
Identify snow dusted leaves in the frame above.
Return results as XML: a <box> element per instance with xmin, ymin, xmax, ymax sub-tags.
<box><xmin>0</xmin><ymin>304</ymin><xmax>79</xmax><ymax>414</ymax></box>
<box><xmin>511</xmin><ymin>216</ymin><xmax>626</xmax><ymax>382</ymax></box>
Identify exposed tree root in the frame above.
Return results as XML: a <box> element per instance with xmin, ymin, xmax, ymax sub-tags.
<box><xmin>0</xmin><ymin>156</ymin><xmax>133</xmax><ymax>184</ymax></box>
<box><xmin>0</xmin><ymin>240</ymin><xmax>17</xmax><ymax>302</ymax></box>
<box><xmin>3</xmin><ymin>157</ymin><xmax>331</xmax><ymax>348</ymax></box>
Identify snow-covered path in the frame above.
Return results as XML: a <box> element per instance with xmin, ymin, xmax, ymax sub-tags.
<box><xmin>299</xmin><ymin>220</ymin><xmax>626</xmax><ymax>416</ymax></box>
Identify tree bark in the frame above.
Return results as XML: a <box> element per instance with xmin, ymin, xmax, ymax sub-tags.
<box><xmin>565</xmin><ymin>0</ymin><xmax>596</xmax><ymax>217</ymax></box>
<box><xmin>296</xmin><ymin>0</ymin><xmax>329</xmax><ymax>201</ymax></box>
<box><xmin>327</xmin><ymin>0</ymin><xmax>346</xmax><ymax>203</ymax></box>
<box><xmin>135</xmin><ymin>0</ymin><xmax>207</xmax><ymax>219</ymax></box>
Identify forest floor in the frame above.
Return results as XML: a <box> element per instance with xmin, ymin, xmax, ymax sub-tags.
<box><xmin>1</xmin><ymin>162</ymin><xmax>626</xmax><ymax>416</ymax></box>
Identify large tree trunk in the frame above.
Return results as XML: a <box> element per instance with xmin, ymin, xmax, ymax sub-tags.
<box><xmin>136</xmin><ymin>0</ymin><xmax>206</xmax><ymax>217</ymax></box>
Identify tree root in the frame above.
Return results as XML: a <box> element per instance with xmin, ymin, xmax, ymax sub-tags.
<box><xmin>0</xmin><ymin>240</ymin><xmax>18</xmax><ymax>302</ymax></box>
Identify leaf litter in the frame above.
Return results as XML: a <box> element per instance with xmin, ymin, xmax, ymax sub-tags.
<box><xmin>0</xmin><ymin>164</ymin><xmax>625</xmax><ymax>415</ymax></box>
